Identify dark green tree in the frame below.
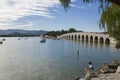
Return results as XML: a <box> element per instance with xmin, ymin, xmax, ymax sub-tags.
<box><xmin>68</xmin><ymin>28</ymin><xmax>76</xmax><ymax>32</ymax></box>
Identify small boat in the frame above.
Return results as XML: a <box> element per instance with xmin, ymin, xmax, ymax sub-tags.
<box><xmin>2</xmin><ymin>39</ymin><xmax>6</xmax><ymax>41</ymax></box>
<box><xmin>0</xmin><ymin>41</ymin><xmax>3</xmax><ymax>44</ymax></box>
<box><xmin>18</xmin><ymin>38</ymin><xmax>21</xmax><ymax>40</ymax></box>
<box><xmin>40</xmin><ymin>38</ymin><xmax>46</xmax><ymax>43</ymax></box>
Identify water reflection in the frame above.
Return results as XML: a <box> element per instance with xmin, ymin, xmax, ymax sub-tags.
<box><xmin>70</xmin><ymin>39</ymin><xmax>112</xmax><ymax>49</ymax></box>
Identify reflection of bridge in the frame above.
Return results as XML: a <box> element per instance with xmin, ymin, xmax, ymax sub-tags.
<box><xmin>59</xmin><ymin>32</ymin><xmax>116</xmax><ymax>44</ymax></box>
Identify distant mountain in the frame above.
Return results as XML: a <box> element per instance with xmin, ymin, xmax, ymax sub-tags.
<box><xmin>0</xmin><ymin>29</ymin><xmax>48</xmax><ymax>36</ymax></box>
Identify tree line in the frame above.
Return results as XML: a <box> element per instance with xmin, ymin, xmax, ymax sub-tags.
<box><xmin>45</xmin><ymin>28</ymin><xmax>83</xmax><ymax>37</ymax></box>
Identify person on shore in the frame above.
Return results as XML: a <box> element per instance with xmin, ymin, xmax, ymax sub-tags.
<box><xmin>83</xmin><ymin>62</ymin><xmax>97</xmax><ymax>80</ymax></box>
<box><xmin>88</xmin><ymin>62</ymin><xmax>94</xmax><ymax>71</ymax></box>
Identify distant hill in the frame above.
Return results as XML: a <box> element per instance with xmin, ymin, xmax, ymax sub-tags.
<box><xmin>0</xmin><ymin>29</ymin><xmax>48</xmax><ymax>36</ymax></box>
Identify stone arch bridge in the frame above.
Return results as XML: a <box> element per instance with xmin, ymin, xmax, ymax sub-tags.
<box><xmin>59</xmin><ymin>32</ymin><xmax>116</xmax><ymax>44</ymax></box>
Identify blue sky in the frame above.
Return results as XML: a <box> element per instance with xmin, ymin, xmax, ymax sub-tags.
<box><xmin>0</xmin><ymin>0</ymin><xmax>104</xmax><ymax>32</ymax></box>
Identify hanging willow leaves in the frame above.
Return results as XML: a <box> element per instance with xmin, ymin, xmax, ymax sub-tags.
<box><xmin>59</xmin><ymin>0</ymin><xmax>120</xmax><ymax>9</ymax></box>
<box><xmin>99</xmin><ymin>4</ymin><xmax>120</xmax><ymax>38</ymax></box>
<box><xmin>59</xmin><ymin>0</ymin><xmax>111</xmax><ymax>11</ymax></box>
<box><xmin>99</xmin><ymin>4</ymin><xmax>120</xmax><ymax>48</ymax></box>
<box><xmin>59</xmin><ymin>0</ymin><xmax>71</xmax><ymax>11</ymax></box>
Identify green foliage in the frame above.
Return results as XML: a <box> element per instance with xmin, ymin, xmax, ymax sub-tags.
<box><xmin>46</xmin><ymin>28</ymin><xmax>81</xmax><ymax>37</ymax></box>
<box><xmin>59</xmin><ymin>0</ymin><xmax>110</xmax><ymax>11</ymax></box>
<box><xmin>46</xmin><ymin>30</ymin><xmax>68</xmax><ymax>37</ymax></box>
<box><xmin>99</xmin><ymin>4</ymin><xmax>120</xmax><ymax>48</ymax></box>
<box><xmin>68</xmin><ymin>28</ymin><xmax>76</xmax><ymax>32</ymax></box>
<box><xmin>59</xmin><ymin>0</ymin><xmax>71</xmax><ymax>11</ymax></box>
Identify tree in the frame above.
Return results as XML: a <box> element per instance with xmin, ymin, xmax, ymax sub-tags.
<box><xmin>99</xmin><ymin>4</ymin><xmax>120</xmax><ymax>48</ymax></box>
<box><xmin>100</xmin><ymin>4</ymin><xmax>120</xmax><ymax>38</ymax></box>
<box><xmin>61</xmin><ymin>29</ymin><xmax>66</xmax><ymax>34</ymax></box>
<box><xmin>68</xmin><ymin>28</ymin><xmax>76</xmax><ymax>32</ymax></box>
<box><xmin>59</xmin><ymin>0</ymin><xmax>120</xmax><ymax>49</ymax></box>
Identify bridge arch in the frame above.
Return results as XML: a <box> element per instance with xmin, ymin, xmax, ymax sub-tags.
<box><xmin>86</xmin><ymin>35</ymin><xmax>89</xmax><ymax>41</ymax></box>
<box><xmin>75</xmin><ymin>35</ymin><xmax>77</xmax><ymax>40</ymax></box>
<box><xmin>71</xmin><ymin>35</ymin><xmax>74</xmax><ymax>40</ymax></box>
<box><xmin>100</xmin><ymin>37</ymin><xmax>104</xmax><ymax>43</ymax></box>
<box><xmin>82</xmin><ymin>35</ymin><xmax>84</xmax><ymax>40</ymax></box>
<box><xmin>94</xmin><ymin>36</ymin><xmax>98</xmax><ymax>42</ymax></box>
<box><xmin>105</xmin><ymin>38</ymin><xmax>110</xmax><ymax>44</ymax></box>
<box><xmin>90</xmin><ymin>36</ymin><xmax>93</xmax><ymax>42</ymax></box>
<box><xmin>78</xmin><ymin>35</ymin><xmax>80</xmax><ymax>40</ymax></box>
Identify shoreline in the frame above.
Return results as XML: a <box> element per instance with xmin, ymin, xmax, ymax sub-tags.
<box><xmin>78</xmin><ymin>59</ymin><xmax>120</xmax><ymax>80</ymax></box>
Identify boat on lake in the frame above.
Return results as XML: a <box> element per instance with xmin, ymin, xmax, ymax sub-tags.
<box><xmin>18</xmin><ymin>38</ymin><xmax>21</xmax><ymax>40</ymax></box>
<box><xmin>40</xmin><ymin>38</ymin><xmax>46</xmax><ymax>43</ymax></box>
<box><xmin>0</xmin><ymin>41</ymin><xmax>3</xmax><ymax>44</ymax></box>
<box><xmin>2</xmin><ymin>39</ymin><xmax>6</xmax><ymax>41</ymax></box>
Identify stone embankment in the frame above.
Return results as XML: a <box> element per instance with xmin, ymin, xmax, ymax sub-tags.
<box><xmin>79</xmin><ymin>59</ymin><xmax>120</xmax><ymax>80</ymax></box>
<box><xmin>91</xmin><ymin>66</ymin><xmax>120</xmax><ymax>80</ymax></box>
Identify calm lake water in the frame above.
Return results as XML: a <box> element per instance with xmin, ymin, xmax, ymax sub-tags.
<box><xmin>0</xmin><ymin>37</ymin><xmax>120</xmax><ymax>80</ymax></box>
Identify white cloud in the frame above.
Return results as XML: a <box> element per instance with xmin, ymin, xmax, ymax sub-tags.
<box><xmin>0</xmin><ymin>0</ymin><xmax>61</xmax><ymax>29</ymax></box>
<box><xmin>0</xmin><ymin>0</ymin><xmax>78</xmax><ymax>29</ymax></box>
<box><xmin>0</xmin><ymin>0</ymin><xmax>60</xmax><ymax>23</ymax></box>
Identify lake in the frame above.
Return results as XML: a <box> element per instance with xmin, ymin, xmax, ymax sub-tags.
<box><xmin>0</xmin><ymin>37</ymin><xmax>120</xmax><ymax>80</ymax></box>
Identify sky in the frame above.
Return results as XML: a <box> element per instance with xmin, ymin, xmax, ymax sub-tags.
<box><xmin>0</xmin><ymin>0</ymin><xmax>104</xmax><ymax>32</ymax></box>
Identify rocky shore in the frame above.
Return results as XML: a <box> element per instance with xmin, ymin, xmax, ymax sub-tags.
<box><xmin>78</xmin><ymin>59</ymin><xmax>120</xmax><ymax>80</ymax></box>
